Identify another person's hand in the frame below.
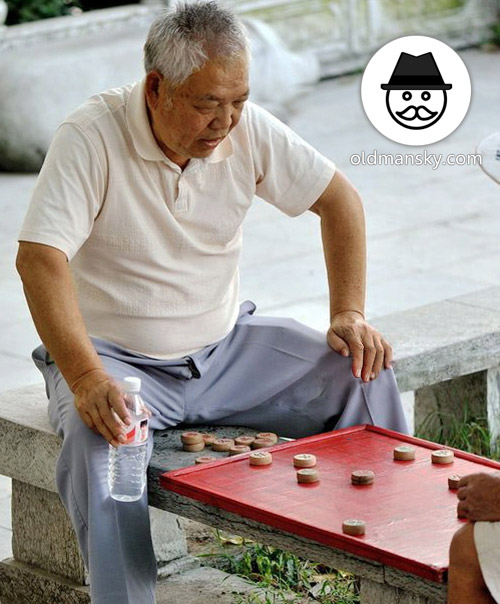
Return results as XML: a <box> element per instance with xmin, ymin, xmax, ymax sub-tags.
<box><xmin>327</xmin><ymin>310</ymin><xmax>392</xmax><ymax>381</ymax></box>
<box><xmin>457</xmin><ymin>473</ymin><xmax>500</xmax><ymax>522</ymax></box>
<box><xmin>72</xmin><ymin>370</ymin><xmax>132</xmax><ymax>447</ymax></box>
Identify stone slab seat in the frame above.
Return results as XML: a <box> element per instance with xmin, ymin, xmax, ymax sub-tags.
<box><xmin>2</xmin><ymin>285</ymin><xmax>500</xmax><ymax>603</ymax></box>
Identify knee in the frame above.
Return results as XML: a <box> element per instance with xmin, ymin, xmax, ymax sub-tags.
<box><xmin>59</xmin><ymin>405</ymin><xmax>107</xmax><ymax>463</ymax></box>
<box><xmin>62</xmin><ymin>406</ymin><xmax>95</xmax><ymax>440</ymax></box>
<box><xmin>56</xmin><ymin>413</ymin><xmax>109</xmax><ymax>497</ymax></box>
<box><xmin>319</xmin><ymin>347</ymin><xmax>356</xmax><ymax>382</ymax></box>
<box><xmin>449</xmin><ymin>523</ymin><xmax>480</xmax><ymax>572</ymax></box>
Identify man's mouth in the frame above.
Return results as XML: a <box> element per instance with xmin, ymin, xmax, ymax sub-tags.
<box><xmin>200</xmin><ymin>136</ymin><xmax>225</xmax><ymax>148</ymax></box>
<box><xmin>396</xmin><ymin>105</ymin><xmax>438</xmax><ymax>121</ymax></box>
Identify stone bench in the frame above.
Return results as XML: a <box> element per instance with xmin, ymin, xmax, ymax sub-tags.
<box><xmin>0</xmin><ymin>391</ymin><xmax>268</xmax><ymax>604</ymax></box>
<box><xmin>1</xmin><ymin>285</ymin><xmax>500</xmax><ymax>603</ymax></box>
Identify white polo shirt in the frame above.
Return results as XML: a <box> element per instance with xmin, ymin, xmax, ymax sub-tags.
<box><xmin>19</xmin><ymin>80</ymin><xmax>335</xmax><ymax>359</ymax></box>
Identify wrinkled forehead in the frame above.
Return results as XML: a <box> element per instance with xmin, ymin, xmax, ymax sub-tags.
<box><xmin>179</xmin><ymin>56</ymin><xmax>250</xmax><ymax>99</ymax></box>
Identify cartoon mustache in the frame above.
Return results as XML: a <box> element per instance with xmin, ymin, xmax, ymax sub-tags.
<box><xmin>395</xmin><ymin>105</ymin><xmax>438</xmax><ymax>121</ymax></box>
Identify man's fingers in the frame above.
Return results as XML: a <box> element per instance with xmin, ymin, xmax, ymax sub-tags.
<box><xmin>349</xmin><ymin>341</ymin><xmax>364</xmax><ymax>379</ymax></box>
<box><xmin>457</xmin><ymin>487</ymin><xmax>467</xmax><ymax>501</ymax></box>
<box><xmin>329</xmin><ymin>318</ymin><xmax>395</xmax><ymax>381</ymax></box>
<box><xmin>81</xmin><ymin>410</ymin><xmax>96</xmax><ymax>431</ymax></box>
<box><xmin>108</xmin><ymin>386</ymin><xmax>131</xmax><ymax>426</ymax></box>
<box><xmin>360</xmin><ymin>335</ymin><xmax>376</xmax><ymax>382</ymax></box>
<box><xmin>73</xmin><ymin>375</ymin><xmax>130</xmax><ymax>445</ymax></box>
<box><xmin>457</xmin><ymin>501</ymin><xmax>468</xmax><ymax>518</ymax></box>
<box><xmin>89</xmin><ymin>407</ymin><xmax>121</xmax><ymax>447</ymax></box>
<box><xmin>382</xmin><ymin>338</ymin><xmax>393</xmax><ymax>369</ymax></box>
<box><xmin>327</xmin><ymin>329</ymin><xmax>350</xmax><ymax>357</ymax></box>
<box><xmin>97</xmin><ymin>398</ymin><xmax>127</xmax><ymax>443</ymax></box>
<box><xmin>371</xmin><ymin>336</ymin><xmax>385</xmax><ymax>379</ymax></box>
<box><xmin>458</xmin><ymin>476</ymin><xmax>470</xmax><ymax>488</ymax></box>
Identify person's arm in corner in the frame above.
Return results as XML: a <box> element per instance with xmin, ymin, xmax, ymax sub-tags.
<box><xmin>16</xmin><ymin>241</ymin><xmax>131</xmax><ymax>446</ymax></box>
<box><xmin>309</xmin><ymin>169</ymin><xmax>393</xmax><ymax>382</ymax></box>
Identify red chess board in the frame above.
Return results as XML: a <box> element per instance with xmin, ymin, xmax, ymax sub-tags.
<box><xmin>160</xmin><ymin>425</ymin><xmax>500</xmax><ymax>582</ymax></box>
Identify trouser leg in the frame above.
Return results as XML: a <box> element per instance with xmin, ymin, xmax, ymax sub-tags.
<box><xmin>32</xmin><ymin>345</ymin><xmax>184</xmax><ymax>604</ymax></box>
<box><xmin>184</xmin><ymin>304</ymin><xmax>409</xmax><ymax>436</ymax></box>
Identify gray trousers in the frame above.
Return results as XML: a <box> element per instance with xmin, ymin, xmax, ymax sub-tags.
<box><xmin>32</xmin><ymin>301</ymin><xmax>408</xmax><ymax>604</ymax></box>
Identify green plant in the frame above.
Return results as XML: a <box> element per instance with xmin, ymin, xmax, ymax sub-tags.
<box><xmin>491</xmin><ymin>21</ymin><xmax>500</xmax><ymax>48</ymax></box>
<box><xmin>415</xmin><ymin>401</ymin><xmax>498</xmax><ymax>459</ymax></box>
<box><xmin>78</xmin><ymin>0</ymin><xmax>138</xmax><ymax>9</ymax></box>
<box><xmin>6</xmin><ymin>0</ymin><xmax>81</xmax><ymax>25</ymax></box>
<box><xmin>4</xmin><ymin>0</ymin><xmax>140</xmax><ymax>25</ymax></box>
<box><xmin>201</xmin><ymin>540</ymin><xmax>360</xmax><ymax>603</ymax></box>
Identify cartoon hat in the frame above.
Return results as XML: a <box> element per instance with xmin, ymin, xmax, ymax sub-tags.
<box><xmin>381</xmin><ymin>52</ymin><xmax>452</xmax><ymax>90</ymax></box>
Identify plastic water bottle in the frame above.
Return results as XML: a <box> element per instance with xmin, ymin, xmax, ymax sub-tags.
<box><xmin>108</xmin><ymin>376</ymin><xmax>150</xmax><ymax>502</ymax></box>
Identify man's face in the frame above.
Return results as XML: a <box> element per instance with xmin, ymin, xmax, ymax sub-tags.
<box><xmin>145</xmin><ymin>57</ymin><xmax>250</xmax><ymax>168</ymax></box>
<box><xmin>385</xmin><ymin>89</ymin><xmax>447</xmax><ymax>130</ymax></box>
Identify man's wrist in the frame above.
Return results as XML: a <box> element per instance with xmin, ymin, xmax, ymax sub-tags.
<box><xmin>331</xmin><ymin>309</ymin><xmax>365</xmax><ymax>322</ymax></box>
<box><xmin>70</xmin><ymin>368</ymin><xmax>108</xmax><ymax>393</ymax></box>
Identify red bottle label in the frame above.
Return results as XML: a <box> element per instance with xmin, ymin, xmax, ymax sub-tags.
<box><xmin>124</xmin><ymin>419</ymin><xmax>148</xmax><ymax>445</ymax></box>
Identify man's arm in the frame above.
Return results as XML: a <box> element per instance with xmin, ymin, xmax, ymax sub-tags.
<box><xmin>309</xmin><ymin>169</ymin><xmax>392</xmax><ymax>382</ymax></box>
<box><xmin>16</xmin><ymin>241</ymin><xmax>130</xmax><ymax>446</ymax></box>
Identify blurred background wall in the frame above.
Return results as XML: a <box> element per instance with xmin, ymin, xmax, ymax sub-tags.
<box><xmin>1</xmin><ymin>0</ymin><xmax>498</xmax><ymax>171</ymax></box>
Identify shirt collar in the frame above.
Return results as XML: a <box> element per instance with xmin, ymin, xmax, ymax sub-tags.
<box><xmin>126</xmin><ymin>79</ymin><xmax>165</xmax><ymax>162</ymax></box>
<box><xmin>126</xmin><ymin>78</ymin><xmax>234</xmax><ymax>166</ymax></box>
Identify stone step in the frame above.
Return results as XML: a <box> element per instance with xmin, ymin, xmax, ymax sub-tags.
<box><xmin>0</xmin><ymin>559</ymin><xmax>264</xmax><ymax>604</ymax></box>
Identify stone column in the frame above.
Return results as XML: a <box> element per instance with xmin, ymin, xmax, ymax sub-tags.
<box><xmin>0</xmin><ymin>480</ymin><xmax>192</xmax><ymax>603</ymax></box>
<box><xmin>359</xmin><ymin>578</ymin><xmax>443</xmax><ymax>604</ymax></box>
<box><xmin>0</xmin><ymin>480</ymin><xmax>90</xmax><ymax>603</ymax></box>
<box><xmin>11</xmin><ymin>480</ymin><xmax>87</xmax><ymax>584</ymax></box>
<box><xmin>414</xmin><ymin>367</ymin><xmax>500</xmax><ymax>448</ymax></box>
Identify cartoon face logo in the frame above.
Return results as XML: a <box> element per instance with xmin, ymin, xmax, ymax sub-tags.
<box><xmin>381</xmin><ymin>52</ymin><xmax>452</xmax><ymax>131</ymax></box>
<box><xmin>385</xmin><ymin>88</ymin><xmax>448</xmax><ymax>130</ymax></box>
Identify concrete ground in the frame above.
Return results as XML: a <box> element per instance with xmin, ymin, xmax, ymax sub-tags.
<box><xmin>1</xmin><ymin>47</ymin><xmax>499</xmax><ymax>564</ymax></box>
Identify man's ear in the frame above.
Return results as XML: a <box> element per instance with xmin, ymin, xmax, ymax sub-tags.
<box><xmin>145</xmin><ymin>71</ymin><xmax>162</xmax><ymax>110</ymax></box>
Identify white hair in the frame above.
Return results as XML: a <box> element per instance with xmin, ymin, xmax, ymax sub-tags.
<box><xmin>143</xmin><ymin>1</ymin><xmax>250</xmax><ymax>87</ymax></box>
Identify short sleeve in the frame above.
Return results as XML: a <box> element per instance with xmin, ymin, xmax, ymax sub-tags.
<box><xmin>246</xmin><ymin>102</ymin><xmax>336</xmax><ymax>217</ymax></box>
<box><xmin>18</xmin><ymin>122</ymin><xmax>106</xmax><ymax>260</ymax></box>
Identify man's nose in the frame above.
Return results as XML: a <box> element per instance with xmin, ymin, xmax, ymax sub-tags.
<box><xmin>210</xmin><ymin>106</ymin><xmax>233</xmax><ymax>131</ymax></box>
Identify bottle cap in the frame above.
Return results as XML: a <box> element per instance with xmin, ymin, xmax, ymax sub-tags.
<box><xmin>122</xmin><ymin>376</ymin><xmax>141</xmax><ymax>393</ymax></box>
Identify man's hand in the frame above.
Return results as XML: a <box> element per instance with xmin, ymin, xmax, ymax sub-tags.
<box><xmin>456</xmin><ymin>473</ymin><xmax>500</xmax><ymax>522</ymax></box>
<box><xmin>73</xmin><ymin>370</ymin><xmax>132</xmax><ymax>447</ymax></box>
<box><xmin>457</xmin><ymin>472</ymin><xmax>500</xmax><ymax>522</ymax></box>
<box><xmin>327</xmin><ymin>310</ymin><xmax>393</xmax><ymax>381</ymax></box>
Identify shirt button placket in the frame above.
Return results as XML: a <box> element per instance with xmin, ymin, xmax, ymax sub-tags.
<box><xmin>175</xmin><ymin>176</ymin><xmax>188</xmax><ymax>213</ymax></box>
